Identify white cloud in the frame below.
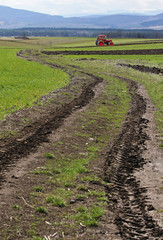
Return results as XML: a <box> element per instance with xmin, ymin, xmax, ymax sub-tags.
<box><xmin>0</xmin><ymin>0</ymin><xmax>162</xmax><ymax>16</ymax></box>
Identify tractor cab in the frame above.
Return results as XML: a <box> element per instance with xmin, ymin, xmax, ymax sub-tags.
<box><xmin>98</xmin><ymin>35</ymin><xmax>107</xmax><ymax>40</ymax></box>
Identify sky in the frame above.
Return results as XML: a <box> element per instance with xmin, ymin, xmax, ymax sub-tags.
<box><xmin>0</xmin><ymin>0</ymin><xmax>162</xmax><ymax>16</ymax></box>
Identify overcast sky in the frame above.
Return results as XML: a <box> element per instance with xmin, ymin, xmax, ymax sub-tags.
<box><xmin>0</xmin><ymin>0</ymin><xmax>162</xmax><ymax>16</ymax></box>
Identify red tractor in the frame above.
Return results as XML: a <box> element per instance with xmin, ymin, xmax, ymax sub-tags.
<box><xmin>96</xmin><ymin>35</ymin><xmax>114</xmax><ymax>46</ymax></box>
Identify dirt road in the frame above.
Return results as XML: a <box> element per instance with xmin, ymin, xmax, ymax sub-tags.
<box><xmin>0</xmin><ymin>52</ymin><xmax>162</xmax><ymax>239</ymax></box>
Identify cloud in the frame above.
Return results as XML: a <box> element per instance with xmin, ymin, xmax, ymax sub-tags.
<box><xmin>0</xmin><ymin>0</ymin><xmax>162</xmax><ymax>16</ymax></box>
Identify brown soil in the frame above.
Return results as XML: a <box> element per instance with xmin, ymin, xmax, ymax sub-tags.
<box><xmin>0</xmin><ymin>52</ymin><xmax>163</xmax><ymax>239</ymax></box>
<box><xmin>42</xmin><ymin>49</ymin><xmax>163</xmax><ymax>55</ymax></box>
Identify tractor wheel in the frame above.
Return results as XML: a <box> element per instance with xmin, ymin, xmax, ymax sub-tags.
<box><xmin>98</xmin><ymin>41</ymin><xmax>104</xmax><ymax>47</ymax></box>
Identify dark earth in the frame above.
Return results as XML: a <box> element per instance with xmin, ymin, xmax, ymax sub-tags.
<box><xmin>41</xmin><ymin>49</ymin><xmax>163</xmax><ymax>55</ymax></box>
<box><xmin>117</xmin><ymin>63</ymin><xmax>163</xmax><ymax>75</ymax></box>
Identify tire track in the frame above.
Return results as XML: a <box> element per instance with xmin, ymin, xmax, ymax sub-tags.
<box><xmin>104</xmin><ymin>77</ymin><xmax>163</xmax><ymax>239</ymax></box>
<box><xmin>0</xmin><ymin>72</ymin><xmax>103</xmax><ymax>188</ymax></box>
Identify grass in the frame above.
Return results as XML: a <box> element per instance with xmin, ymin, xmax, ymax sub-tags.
<box><xmin>0</xmin><ymin>49</ymin><xmax>69</xmax><ymax>120</ymax></box>
<box><xmin>46</xmin><ymin>195</ymin><xmax>66</xmax><ymax>207</ymax></box>
<box><xmin>44</xmin><ymin>152</ymin><xmax>55</xmax><ymax>159</ymax></box>
<box><xmin>74</xmin><ymin>205</ymin><xmax>105</xmax><ymax>227</ymax></box>
<box><xmin>35</xmin><ymin>206</ymin><xmax>48</xmax><ymax>214</ymax></box>
<box><xmin>65</xmin><ymin>54</ymin><xmax>163</xmax><ymax>66</ymax></box>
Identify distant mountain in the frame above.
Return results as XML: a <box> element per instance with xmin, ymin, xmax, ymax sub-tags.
<box><xmin>0</xmin><ymin>5</ymin><xmax>162</xmax><ymax>29</ymax></box>
<box><xmin>0</xmin><ymin>5</ymin><xmax>64</xmax><ymax>28</ymax></box>
<box><xmin>139</xmin><ymin>13</ymin><xmax>163</xmax><ymax>29</ymax></box>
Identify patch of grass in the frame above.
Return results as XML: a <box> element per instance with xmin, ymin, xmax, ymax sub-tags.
<box><xmin>88</xmin><ymin>190</ymin><xmax>105</xmax><ymax>197</ymax></box>
<box><xmin>74</xmin><ymin>206</ymin><xmax>105</xmax><ymax>227</ymax></box>
<box><xmin>31</xmin><ymin>169</ymin><xmax>53</xmax><ymax>176</ymax></box>
<box><xmin>97</xmin><ymin>196</ymin><xmax>108</xmax><ymax>202</ymax></box>
<box><xmin>75</xmin><ymin>206</ymin><xmax>87</xmax><ymax>213</ymax></box>
<box><xmin>46</xmin><ymin>195</ymin><xmax>66</xmax><ymax>207</ymax></box>
<box><xmin>44</xmin><ymin>152</ymin><xmax>55</xmax><ymax>159</ymax></box>
<box><xmin>77</xmin><ymin>166</ymin><xmax>89</xmax><ymax>173</ymax></box>
<box><xmin>53</xmin><ymin>157</ymin><xmax>90</xmax><ymax>186</ymax></box>
<box><xmin>35</xmin><ymin>206</ymin><xmax>48</xmax><ymax>214</ymax></box>
<box><xmin>77</xmin><ymin>185</ymin><xmax>89</xmax><ymax>191</ymax></box>
<box><xmin>88</xmin><ymin>190</ymin><xmax>108</xmax><ymax>202</ymax></box>
<box><xmin>51</xmin><ymin>167</ymin><xmax>61</xmax><ymax>174</ymax></box>
<box><xmin>75</xmin><ymin>194</ymin><xmax>88</xmax><ymax>200</ymax></box>
<box><xmin>82</xmin><ymin>174</ymin><xmax>100</xmax><ymax>184</ymax></box>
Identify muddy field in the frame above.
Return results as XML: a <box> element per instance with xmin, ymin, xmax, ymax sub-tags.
<box><xmin>0</xmin><ymin>49</ymin><xmax>163</xmax><ymax>240</ymax></box>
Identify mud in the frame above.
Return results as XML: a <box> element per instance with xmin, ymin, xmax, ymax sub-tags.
<box><xmin>118</xmin><ymin>63</ymin><xmax>163</xmax><ymax>75</ymax></box>
<box><xmin>42</xmin><ymin>49</ymin><xmax>163</xmax><ymax>55</ymax></box>
<box><xmin>104</xmin><ymin>77</ymin><xmax>163</xmax><ymax>239</ymax></box>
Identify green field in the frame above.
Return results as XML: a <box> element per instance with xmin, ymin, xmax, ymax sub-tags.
<box><xmin>0</xmin><ymin>37</ymin><xmax>162</xmax><ymax>130</ymax></box>
<box><xmin>0</xmin><ymin>48</ymin><xmax>69</xmax><ymax>120</ymax></box>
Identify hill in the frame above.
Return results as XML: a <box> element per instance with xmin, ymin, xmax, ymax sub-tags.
<box><xmin>0</xmin><ymin>5</ymin><xmax>162</xmax><ymax>29</ymax></box>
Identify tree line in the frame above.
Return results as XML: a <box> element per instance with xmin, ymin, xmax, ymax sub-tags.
<box><xmin>0</xmin><ymin>28</ymin><xmax>163</xmax><ymax>39</ymax></box>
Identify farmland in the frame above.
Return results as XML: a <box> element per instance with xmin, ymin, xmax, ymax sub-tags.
<box><xmin>0</xmin><ymin>49</ymin><xmax>69</xmax><ymax>120</ymax></box>
<box><xmin>0</xmin><ymin>37</ymin><xmax>163</xmax><ymax>240</ymax></box>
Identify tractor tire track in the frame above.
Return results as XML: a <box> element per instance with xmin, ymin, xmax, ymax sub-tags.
<box><xmin>104</xmin><ymin>77</ymin><xmax>163</xmax><ymax>240</ymax></box>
